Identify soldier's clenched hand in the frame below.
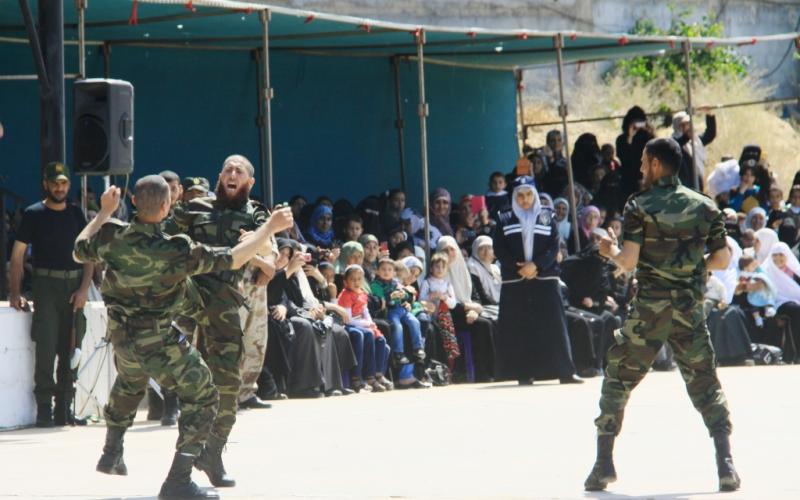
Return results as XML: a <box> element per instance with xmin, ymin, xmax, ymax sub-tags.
<box><xmin>100</xmin><ymin>186</ymin><xmax>121</xmax><ymax>215</ymax></box>
<box><xmin>599</xmin><ymin>228</ymin><xmax>619</xmax><ymax>259</ymax></box>
<box><xmin>265</xmin><ymin>207</ymin><xmax>294</xmax><ymax>234</ymax></box>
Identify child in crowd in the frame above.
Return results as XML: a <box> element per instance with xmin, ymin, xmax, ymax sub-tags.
<box><xmin>370</xmin><ymin>258</ymin><xmax>425</xmax><ymax>365</ymax></box>
<box><xmin>337</xmin><ymin>265</ymin><xmax>393</xmax><ymax>392</ymax></box>
<box><xmin>395</xmin><ymin>261</ymin><xmax>436</xmax><ymax>367</ymax></box>
<box><xmin>600</xmin><ymin>143</ymin><xmax>619</xmax><ymax>172</ymax></box>
<box><xmin>607</xmin><ymin>217</ymin><xmax>623</xmax><ymax>241</ymax></box>
<box><xmin>394</xmin><ymin>262</ymin><xmax>426</xmax><ymax>319</ymax></box>
<box><xmin>704</xmin><ymin>270</ymin><xmax>728</xmax><ymax>317</ymax></box>
<box><xmin>738</xmin><ymin>255</ymin><xmax>760</xmax><ymax>275</ymax></box>
<box><xmin>342</xmin><ymin>214</ymin><xmax>364</xmax><ymax>243</ymax></box>
<box><xmin>486</xmin><ymin>171</ymin><xmax>509</xmax><ymax>214</ymax></box>
<box><xmin>420</xmin><ymin>252</ymin><xmax>460</xmax><ymax>374</ymax></box>
<box><xmin>733</xmin><ymin>272</ymin><xmax>777</xmax><ymax>330</ymax></box>
<box><xmin>401</xmin><ymin>255</ymin><xmax>425</xmax><ymax>290</ymax></box>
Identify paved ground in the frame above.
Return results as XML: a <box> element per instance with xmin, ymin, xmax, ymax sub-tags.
<box><xmin>2</xmin><ymin>365</ymin><xmax>798</xmax><ymax>500</ymax></box>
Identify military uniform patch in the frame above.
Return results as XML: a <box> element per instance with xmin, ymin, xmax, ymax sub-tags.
<box><xmin>537</xmin><ymin>209</ymin><xmax>552</xmax><ymax>226</ymax></box>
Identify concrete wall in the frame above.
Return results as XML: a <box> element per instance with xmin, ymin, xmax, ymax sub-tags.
<box><xmin>267</xmin><ymin>0</ymin><xmax>800</xmax><ymax>97</ymax></box>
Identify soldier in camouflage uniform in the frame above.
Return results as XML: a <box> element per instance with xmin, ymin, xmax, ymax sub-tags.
<box><xmin>585</xmin><ymin>138</ymin><xmax>740</xmax><ymax>492</ymax></box>
<box><xmin>238</xmin><ymin>265</ymin><xmax>274</xmax><ymax>408</ymax></box>
<box><xmin>74</xmin><ymin>176</ymin><xmax>292</xmax><ymax>499</ymax></box>
<box><xmin>164</xmin><ymin>155</ymin><xmax>275</xmax><ymax>487</ymax></box>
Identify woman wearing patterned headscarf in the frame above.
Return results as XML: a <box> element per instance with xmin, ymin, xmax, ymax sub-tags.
<box><xmin>430</xmin><ymin>187</ymin><xmax>454</xmax><ymax>237</ymax></box>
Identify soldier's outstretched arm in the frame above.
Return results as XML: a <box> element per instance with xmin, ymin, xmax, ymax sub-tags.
<box><xmin>73</xmin><ymin>186</ymin><xmax>121</xmax><ymax>263</ymax></box>
<box><xmin>230</xmin><ymin>207</ymin><xmax>293</xmax><ymax>269</ymax></box>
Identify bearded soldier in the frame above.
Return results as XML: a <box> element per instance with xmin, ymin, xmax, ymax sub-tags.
<box><xmin>164</xmin><ymin>155</ymin><xmax>276</xmax><ymax>487</ymax></box>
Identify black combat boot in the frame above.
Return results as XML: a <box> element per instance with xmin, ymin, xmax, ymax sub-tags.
<box><xmin>584</xmin><ymin>434</ymin><xmax>617</xmax><ymax>491</ymax></box>
<box><xmin>147</xmin><ymin>387</ymin><xmax>164</xmax><ymax>421</ymax></box>
<box><xmin>195</xmin><ymin>433</ymin><xmax>236</xmax><ymax>487</ymax></box>
<box><xmin>35</xmin><ymin>402</ymin><xmax>54</xmax><ymax>428</ymax></box>
<box><xmin>713</xmin><ymin>432</ymin><xmax>741</xmax><ymax>492</ymax></box>
<box><xmin>54</xmin><ymin>391</ymin><xmax>87</xmax><ymax>426</ymax></box>
<box><xmin>161</xmin><ymin>391</ymin><xmax>179</xmax><ymax>426</ymax></box>
<box><xmin>96</xmin><ymin>426</ymin><xmax>128</xmax><ymax>475</ymax></box>
<box><xmin>158</xmin><ymin>452</ymin><xmax>218</xmax><ymax>499</ymax></box>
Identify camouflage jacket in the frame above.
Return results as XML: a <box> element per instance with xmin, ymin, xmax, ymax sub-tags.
<box><xmin>163</xmin><ymin>198</ymin><xmax>268</xmax><ymax>299</ymax></box>
<box><xmin>74</xmin><ymin>217</ymin><xmax>233</xmax><ymax>320</ymax></box>
<box><xmin>622</xmin><ymin>174</ymin><xmax>726</xmax><ymax>295</ymax></box>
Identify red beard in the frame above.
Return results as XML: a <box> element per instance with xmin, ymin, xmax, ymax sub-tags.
<box><xmin>215</xmin><ymin>181</ymin><xmax>251</xmax><ymax>210</ymax></box>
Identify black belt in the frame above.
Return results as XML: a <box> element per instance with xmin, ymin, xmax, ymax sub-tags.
<box><xmin>33</xmin><ymin>268</ymin><xmax>82</xmax><ymax>279</ymax></box>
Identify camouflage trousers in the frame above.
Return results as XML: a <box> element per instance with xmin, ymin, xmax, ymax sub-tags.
<box><xmin>196</xmin><ymin>291</ymin><xmax>244</xmax><ymax>443</ymax></box>
<box><xmin>104</xmin><ymin>313</ymin><xmax>218</xmax><ymax>456</ymax></box>
<box><xmin>238</xmin><ymin>272</ymin><xmax>268</xmax><ymax>404</ymax></box>
<box><xmin>595</xmin><ymin>290</ymin><xmax>732</xmax><ymax>437</ymax></box>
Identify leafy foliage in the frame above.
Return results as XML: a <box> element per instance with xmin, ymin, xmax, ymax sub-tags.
<box><xmin>613</xmin><ymin>7</ymin><xmax>748</xmax><ymax>87</ymax></box>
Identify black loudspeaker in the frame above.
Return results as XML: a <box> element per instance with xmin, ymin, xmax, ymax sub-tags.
<box><xmin>73</xmin><ymin>78</ymin><xmax>134</xmax><ymax>175</ymax></box>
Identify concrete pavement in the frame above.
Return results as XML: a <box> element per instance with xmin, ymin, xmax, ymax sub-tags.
<box><xmin>1</xmin><ymin>365</ymin><xmax>798</xmax><ymax>499</ymax></box>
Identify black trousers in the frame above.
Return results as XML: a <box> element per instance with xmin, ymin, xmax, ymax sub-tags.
<box><xmin>453</xmin><ymin>304</ymin><xmax>496</xmax><ymax>381</ymax></box>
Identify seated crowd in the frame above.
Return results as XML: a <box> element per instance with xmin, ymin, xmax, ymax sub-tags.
<box><xmin>8</xmin><ymin>104</ymin><xmax>793</xmax><ymax>405</ymax></box>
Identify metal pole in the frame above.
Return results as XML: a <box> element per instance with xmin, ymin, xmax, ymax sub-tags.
<box><xmin>102</xmin><ymin>43</ymin><xmax>110</xmax><ymax>78</ymax></box>
<box><xmin>18</xmin><ymin>0</ymin><xmax>50</xmax><ymax>94</ymax></box>
<box><xmin>0</xmin><ymin>191</ymin><xmax>7</xmax><ymax>300</ymax></box>
<box><xmin>554</xmin><ymin>34</ymin><xmax>581</xmax><ymax>253</ymax></box>
<box><xmin>416</xmin><ymin>31</ymin><xmax>432</xmax><ymax>263</ymax></box>
<box><xmin>682</xmin><ymin>39</ymin><xmax>700</xmax><ymax>191</ymax></box>
<box><xmin>515</xmin><ymin>69</ymin><xmax>525</xmax><ymax>156</ymax></box>
<box><xmin>38</xmin><ymin>0</ymin><xmax>66</xmax><ymax>176</ymax></box>
<box><xmin>76</xmin><ymin>0</ymin><xmax>86</xmax><ymax>79</ymax></box>
<box><xmin>253</xmin><ymin>49</ymin><xmax>267</xmax><ymax>205</ymax></box>
<box><xmin>392</xmin><ymin>56</ymin><xmax>407</xmax><ymax>192</ymax></box>
<box><xmin>259</xmin><ymin>10</ymin><xmax>274</xmax><ymax>207</ymax></box>
<box><xmin>81</xmin><ymin>176</ymin><xmax>88</xmax><ymax>216</ymax></box>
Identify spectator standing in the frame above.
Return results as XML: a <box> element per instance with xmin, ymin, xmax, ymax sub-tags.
<box><xmin>615</xmin><ymin>106</ymin><xmax>654</xmax><ymax>210</ymax></box>
<box><xmin>540</xmin><ymin>130</ymin><xmax>569</xmax><ymax>198</ymax></box>
<box><xmin>9</xmin><ymin>162</ymin><xmax>93</xmax><ymax>427</ymax></box>
<box><xmin>492</xmin><ymin>177</ymin><xmax>581</xmax><ymax>386</ymax></box>
<box><xmin>672</xmin><ymin>107</ymin><xmax>717</xmax><ymax>191</ymax></box>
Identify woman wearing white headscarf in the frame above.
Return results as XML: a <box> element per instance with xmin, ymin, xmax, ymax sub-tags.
<box><xmin>468</xmin><ymin>236</ymin><xmax>502</xmax><ymax>305</ymax></box>
<box><xmin>436</xmin><ymin>235</ymin><xmax>496</xmax><ymax>381</ymax></box>
<box><xmin>712</xmin><ymin>236</ymin><xmax>742</xmax><ymax>304</ymax></box>
<box><xmin>754</xmin><ymin>228</ymin><xmax>779</xmax><ymax>266</ymax></box>
<box><xmin>745</xmin><ymin>207</ymin><xmax>767</xmax><ymax>232</ymax></box>
<box><xmin>493</xmin><ymin>176</ymin><xmax>580</xmax><ymax>385</ymax></box>
<box><xmin>706</xmin><ymin>236</ymin><xmax>754</xmax><ymax>364</ymax></box>
<box><xmin>763</xmin><ymin>242</ymin><xmax>800</xmax><ymax>361</ymax></box>
<box><xmin>553</xmin><ymin>197</ymin><xmax>571</xmax><ymax>242</ymax></box>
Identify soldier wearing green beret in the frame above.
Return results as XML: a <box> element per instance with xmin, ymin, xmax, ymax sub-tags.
<box><xmin>585</xmin><ymin>137</ymin><xmax>740</xmax><ymax>493</ymax></box>
<box><xmin>74</xmin><ymin>176</ymin><xmax>292</xmax><ymax>499</ymax></box>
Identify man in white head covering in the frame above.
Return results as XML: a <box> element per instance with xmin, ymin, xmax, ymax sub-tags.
<box><xmin>672</xmin><ymin>107</ymin><xmax>717</xmax><ymax>191</ymax></box>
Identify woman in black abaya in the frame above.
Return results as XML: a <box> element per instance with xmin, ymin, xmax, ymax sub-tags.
<box><xmin>493</xmin><ymin>177</ymin><xmax>582</xmax><ymax>385</ymax></box>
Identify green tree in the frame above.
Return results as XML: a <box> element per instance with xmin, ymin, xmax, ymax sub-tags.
<box><xmin>613</xmin><ymin>8</ymin><xmax>748</xmax><ymax>88</ymax></box>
